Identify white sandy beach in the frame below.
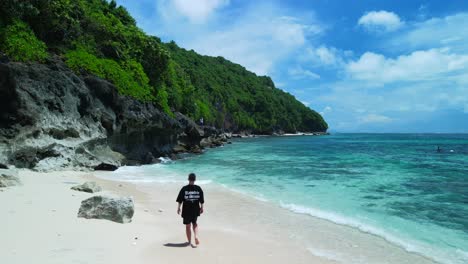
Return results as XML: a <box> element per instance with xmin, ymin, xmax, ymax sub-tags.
<box><xmin>0</xmin><ymin>169</ymin><xmax>438</xmax><ymax>264</ymax></box>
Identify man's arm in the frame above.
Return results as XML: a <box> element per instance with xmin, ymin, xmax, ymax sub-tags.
<box><xmin>176</xmin><ymin>187</ymin><xmax>184</xmax><ymax>214</ymax></box>
<box><xmin>199</xmin><ymin>188</ymin><xmax>204</xmax><ymax>214</ymax></box>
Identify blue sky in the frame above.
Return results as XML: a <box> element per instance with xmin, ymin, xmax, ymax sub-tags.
<box><xmin>116</xmin><ymin>0</ymin><xmax>468</xmax><ymax>132</ymax></box>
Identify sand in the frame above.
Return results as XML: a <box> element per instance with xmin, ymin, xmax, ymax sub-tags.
<box><xmin>0</xmin><ymin>169</ymin><xmax>438</xmax><ymax>264</ymax></box>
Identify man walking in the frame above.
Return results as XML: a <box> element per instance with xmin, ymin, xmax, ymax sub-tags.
<box><xmin>177</xmin><ymin>173</ymin><xmax>204</xmax><ymax>246</ymax></box>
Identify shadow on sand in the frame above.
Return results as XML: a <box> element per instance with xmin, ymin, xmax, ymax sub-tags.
<box><xmin>163</xmin><ymin>242</ymin><xmax>190</xmax><ymax>248</ymax></box>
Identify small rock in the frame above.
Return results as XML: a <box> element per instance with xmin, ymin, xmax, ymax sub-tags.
<box><xmin>158</xmin><ymin>209</ymin><xmax>163</xmax><ymax>212</ymax></box>
<box><xmin>0</xmin><ymin>169</ymin><xmax>21</xmax><ymax>188</ymax></box>
<box><xmin>144</xmin><ymin>209</ymin><xmax>149</xmax><ymax>212</ymax></box>
<box><xmin>200</xmin><ymin>137</ymin><xmax>213</xmax><ymax>148</ymax></box>
<box><xmin>172</xmin><ymin>145</ymin><xmax>187</xmax><ymax>154</ymax></box>
<box><xmin>94</xmin><ymin>163</ymin><xmax>118</xmax><ymax>171</ymax></box>
<box><xmin>144</xmin><ymin>152</ymin><xmax>159</xmax><ymax>164</ymax></box>
<box><xmin>118</xmin><ymin>184</ymin><xmax>123</xmax><ymax>187</ymax></box>
<box><xmin>77</xmin><ymin>195</ymin><xmax>134</xmax><ymax>223</ymax></box>
<box><xmin>71</xmin><ymin>181</ymin><xmax>102</xmax><ymax>193</ymax></box>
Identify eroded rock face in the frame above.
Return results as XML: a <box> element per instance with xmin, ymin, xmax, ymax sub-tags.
<box><xmin>77</xmin><ymin>196</ymin><xmax>134</xmax><ymax>223</ymax></box>
<box><xmin>0</xmin><ymin>169</ymin><xmax>21</xmax><ymax>187</ymax></box>
<box><xmin>71</xmin><ymin>181</ymin><xmax>102</xmax><ymax>193</ymax></box>
<box><xmin>0</xmin><ymin>59</ymin><xmax>182</xmax><ymax>170</ymax></box>
<box><xmin>0</xmin><ymin>58</ymin><xmax>232</xmax><ymax>171</ymax></box>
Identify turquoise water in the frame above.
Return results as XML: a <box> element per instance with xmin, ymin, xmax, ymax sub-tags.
<box><xmin>115</xmin><ymin>134</ymin><xmax>468</xmax><ymax>263</ymax></box>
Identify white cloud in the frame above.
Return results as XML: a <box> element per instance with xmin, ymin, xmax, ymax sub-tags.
<box><xmin>390</xmin><ymin>13</ymin><xmax>468</xmax><ymax>53</ymax></box>
<box><xmin>187</xmin><ymin>7</ymin><xmax>323</xmax><ymax>75</ymax></box>
<box><xmin>275</xmin><ymin>82</ymin><xmax>287</xmax><ymax>88</ymax></box>
<box><xmin>307</xmin><ymin>45</ymin><xmax>341</xmax><ymax>66</ymax></box>
<box><xmin>358</xmin><ymin>10</ymin><xmax>403</xmax><ymax>32</ymax></box>
<box><xmin>359</xmin><ymin>114</ymin><xmax>393</xmax><ymax>124</ymax></box>
<box><xmin>316</xmin><ymin>46</ymin><xmax>337</xmax><ymax>65</ymax></box>
<box><xmin>346</xmin><ymin>48</ymin><xmax>468</xmax><ymax>84</ymax></box>
<box><xmin>171</xmin><ymin>0</ymin><xmax>229</xmax><ymax>23</ymax></box>
<box><xmin>319</xmin><ymin>106</ymin><xmax>332</xmax><ymax>116</ymax></box>
<box><xmin>288</xmin><ymin>66</ymin><xmax>320</xmax><ymax>80</ymax></box>
<box><xmin>303</xmin><ymin>45</ymin><xmax>348</xmax><ymax>68</ymax></box>
<box><xmin>122</xmin><ymin>1</ymin><xmax>324</xmax><ymax>76</ymax></box>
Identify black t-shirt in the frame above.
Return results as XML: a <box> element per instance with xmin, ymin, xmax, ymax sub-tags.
<box><xmin>176</xmin><ymin>184</ymin><xmax>204</xmax><ymax>218</ymax></box>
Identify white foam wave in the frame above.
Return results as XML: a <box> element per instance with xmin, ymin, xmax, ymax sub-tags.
<box><xmin>218</xmin><ymin>183</ymin><xmax>269</xmax><ymax>202</ymax></box>
<box><xmin>196</xmin><ymin>180</ymin><xmax>213</xmax><ymax>185</ymax></box>
<box><xmin>306</xmin><ymin>247</ymin><xmax>344</xmax><ymax>262</ymax></box>
<box><xmin>94</xmin><ymin>164</ymin><xmax>213</xmax><ymax>185</ymax></box>
<box><xmin>280</xmin><ymin>203</ymin><xmax>468</xmax><ymax>264</ymax></box>
<box><xmin>158</xmin><ymin>157</ymin><xmax>173</xmax><ymax>163</ymax></box>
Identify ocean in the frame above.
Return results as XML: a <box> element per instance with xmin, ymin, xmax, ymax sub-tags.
<box><xmin>105</xmin><ymin>134</ymin><xmax>468</xmax><ymax>264</ymax></box>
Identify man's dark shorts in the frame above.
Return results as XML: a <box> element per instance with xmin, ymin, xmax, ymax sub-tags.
<box><xmin>183</xmin><ymin>216</ymin><xmax>198</xmax><ymax>225</ymax></box>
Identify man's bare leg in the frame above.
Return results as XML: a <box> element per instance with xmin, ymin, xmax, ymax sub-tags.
<box><xmin>185</xmin><ymin>224</ymin><xmax>192</xmax><ymax>244</ymax></box>
<box><xmin>192</xmin><ymin>223</ymin><xmax>200</xmax><ymax>245</ymax></box>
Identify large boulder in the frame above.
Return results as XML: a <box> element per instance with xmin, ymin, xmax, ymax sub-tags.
<box><xmin>77</xmin><ymin>196</ymin><xmax>134</xmax><ymax>223</ymax></box>
<box><xmin>0</xmin><ymin>169</ymin><xmax>21</xmax><ymax>187</ymax></box>
<box><xmin>94</xmin><ymin>162</ymin><xmax>118</xmax><ymax>171</ymax></box>
<box><xmin>200</xmin><ymin>136</ymin><xmax>225</xmax><ymax>148</ymax></box>
<box><xmin>190</xmin><ymin>145</ymin><xmax>203</xmax><ymax>154</ymax></box>
<box><xmin>71</xmin><ymin>181</ymin><xmax>102</xmax><ymax>193</ymax></box>
<box><xmin>176</xmin><ymin>112</ymin><xmax>204</xmax><ymax>139</ymax></box>
<box><xmin>172</xmin><ymin>144</ymin><xmax>187</xmax><ymax>154</ymax></box>
<box><xmin>200</xmin><ymin>137</ymin><xmax>213</xmax><ymax>148</ymax></box>
<box><xmin>143</xmin><ymin>152</ymin><xmax>160</xmax><ymax>164</ymax></box>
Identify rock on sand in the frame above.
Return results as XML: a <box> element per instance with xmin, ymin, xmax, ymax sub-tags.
<box><xmin>71</xmin><ymin>181</ymin><xmax>102</xmax><ymax>193</ymax></box>
<box><xmin>0</xmin><ymin>169</ymin><xmax>21</xmax><ymax>187</ymax></box>
<box><xmin>78</xmin><ymin>195</ymin><xmax>134</xmax><ymax>223</ymax></box>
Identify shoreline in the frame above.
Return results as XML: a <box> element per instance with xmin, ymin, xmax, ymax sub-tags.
<box><xmin>96</xmin><ymin>169</ymin><xmax>438</xmax><ymax>263</ymax></box>
<box><xmin>0</xmin><ymin>169</ymin><xmax>439</xmax><ymax>264</ymax></box>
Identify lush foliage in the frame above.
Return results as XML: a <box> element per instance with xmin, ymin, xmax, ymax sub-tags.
<box><xmin>0</xmin><ymin>20</ymin><xmax>48</xmax><ymax>62</ymax></box>
<box><xmin>0</xmin><ymin>0</ymin><xmax>327</xmax><ymax>132</ymax></box>
<box><xmin>164</xmin><ymin>43</ymin><xmax>328</xmax><ymax>132</ymax></box>
<box><xmin>65</xmin><ymin>48</ymin><xmax>155</xmax><ymax>102</ymax></box>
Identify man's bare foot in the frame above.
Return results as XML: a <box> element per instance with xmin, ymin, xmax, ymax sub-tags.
<box><xmin>195</xmin><ymin>238</ymin><xmax>200</xmax><ymax>245</ymax></box>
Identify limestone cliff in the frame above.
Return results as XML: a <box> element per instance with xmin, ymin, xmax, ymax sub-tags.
<box><xmin>0</xmin><ymin>57</ymin><xmax>226</xmax><ymax>171</ymax></box>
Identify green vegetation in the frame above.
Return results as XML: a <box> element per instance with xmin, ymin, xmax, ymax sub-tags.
<box><xmin>165</xmin><ymin>43</ymin><xmax>327</xmax><ymax>132</ymax></box>
<box><xmin>0</xmin><ymin>20</ymin><xmax>48</xmax><ymax>62</ymax></box>
<box><xmin>65</xmin><ymin>48</ymin><xmax>155</xmax><ymax>102</ymax></box>
<box><xmin>0</xmin><ymin>0</ymin><xmax>327</xmax><ymax>133</ymax></box>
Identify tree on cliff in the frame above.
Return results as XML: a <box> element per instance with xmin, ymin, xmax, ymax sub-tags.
<box><xmin>0</xmin><ymin>0</ymin><xmax>328</xmax><ymax>133</ymax></box>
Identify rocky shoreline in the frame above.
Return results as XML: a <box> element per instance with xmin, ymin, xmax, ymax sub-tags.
<box><xmin>0</xmin><ymin>58</ymin><xmax>233</xmax><ymax>171</ymax></box>
<box><xmin>0</xmin><ymin>58</ymin><xmax>327</xmax><ymax>172</ymax></box>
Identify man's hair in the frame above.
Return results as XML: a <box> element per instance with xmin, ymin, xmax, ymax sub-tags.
<box><xmin>188</xmin><ymin>173</ymin><xmax>196</xmax><ymax>181</ymax></box>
